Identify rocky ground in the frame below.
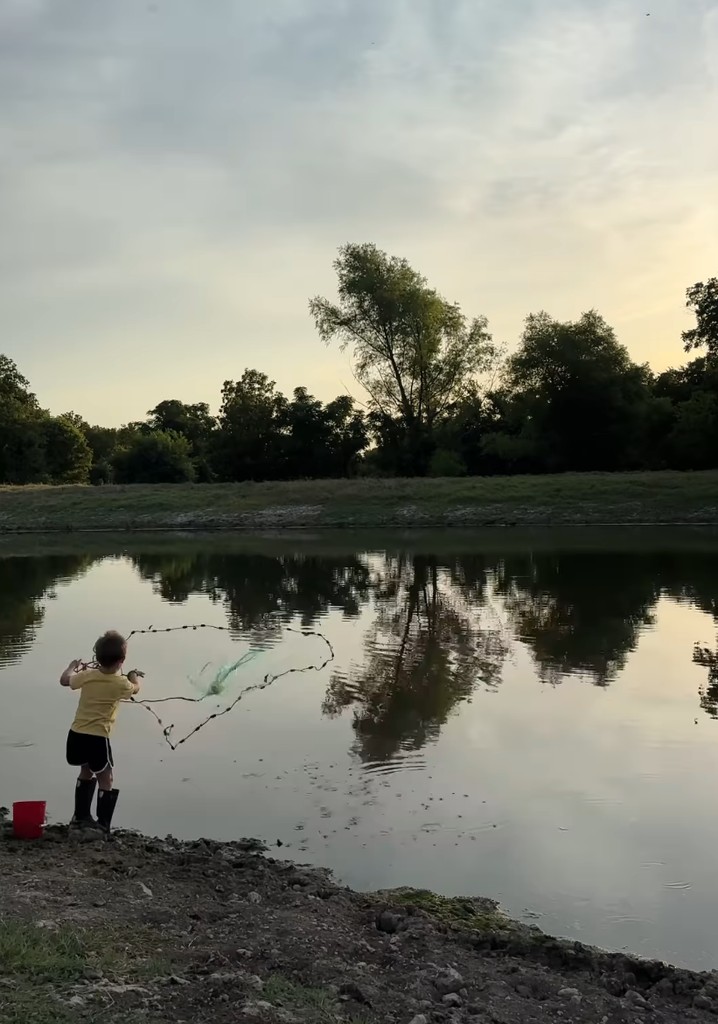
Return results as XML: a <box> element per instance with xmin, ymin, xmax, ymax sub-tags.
<box><xmin>1</xmin><ymin>825</ymin><xmax>717</xmax><ymax>1024</ymax></box>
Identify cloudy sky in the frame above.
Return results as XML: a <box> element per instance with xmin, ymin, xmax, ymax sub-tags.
<box><xmin>1</xmin><ymin>0</ymin><xmax>716</xmax><ymax>426</ymax></box>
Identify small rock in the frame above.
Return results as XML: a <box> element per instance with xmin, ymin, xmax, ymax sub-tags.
<box><xmin>603</xmin><ymin>975</ymin><xmax>626</xmax><ymax>997</ymax></box>
<box><xmin>376</xmin><ymin>910</ymin><xmax>402</xmax><ymax>934</ymax></box>
<box><xmin>138</xmin><ymin>882</ymin><xmax>153</xmax><ymax>898</ymax></box>
<box><xmin>442</xmin><ymin>993</ymin><xmax>462</xmax><ymax>1008</ymax></box>
<box><xmin>68</xmin><ymin>996</ymin><xmax>85</xmax><ymax>1007</ymax></box>
<box><xmin>409</xmin><ymin>1016</ymin><xmax>428</xmax><ymax>1024</ymax></box>
<box><xmin>694</xmin><ymin>994</ymin><xmax>714</xmax><ymax>1011</ymax></box>
<box><xmin>248</xmin><ymin>891</ymin><xmax>262</xmax><ymax>905</ymax></box>
<box><xmin>169</xmin><ymin>975</ymin><xmax>190</xmax><ymax>986</ymax></box>
<box><xmin>101</xmin><ymin>984</ymin><xmax>149</xmax><ymax>995</ymax></box>
<box><xmin>433</xmin><ymin>969</ymin><xmax>465</xmax><ymax>997</ymax></box>
<box><xmin>247</xmin><ymin>975</ymin><xmax>264</xmax><ymax>991</ymax></box>
<box><xmin>339</xmin><ymin>982</ymin><xmax>372</xmax><ymax>1006</ymax></box>
<box><xmin>625</xmin><ymin>990</ymin><xmax>648</xmax><ymax>1009</ymax></box>
<box><xmin>276</xmin><ymin>1011</ymin><xmax>300</xmax><ymax>1024</ymax></box>
<box><xmin>243</xmin><ymin>1000</ymin><xmax>274</xmax><ymax>1015</ymax></box>
<box><xmin>654</xmin><ymin>978</ymin><xmax>674</xmax><ymax>996</ymax></box>
<box><xmin>558</xmin><ymin>987</ymin><xmax>581</xmax><ymax>1002</ymax></box>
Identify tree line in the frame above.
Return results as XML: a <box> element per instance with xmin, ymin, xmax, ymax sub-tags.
<box><xmin>1</xmin><ymin>244</ymin><xmax>716</xmax><ymax>484</ymax></box>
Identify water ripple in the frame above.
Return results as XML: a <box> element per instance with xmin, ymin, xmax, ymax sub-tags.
<box><xmin>360</xmin><ymin>753</ymin><xmax>427</xmax><ymax>776</ymax></box>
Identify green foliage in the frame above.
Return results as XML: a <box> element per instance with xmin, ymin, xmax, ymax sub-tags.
<box><xmin>262</xmin><ymin>974</ymin><xmax>368</xmax><ymax>1024</ymax></box>
<box><xmin>0</xmin><ymin>920</ymin><xmax>86</xmax><ymax>981</ymax></box>
<box><xmin>666</xmin><ymin>392</ymin><xmax>718</xmax><ymax>469</ymax></box>
<box><xmin>113</xmin><ymin>430</ymin><xmax>196</xmax><ymax>483</ymax></box>
<box><xmin>283</xmin><ymin>388</ymin><xmax>368</xmax><ymax>478</ymax></box>
<box><xmin>1</xmin><ymin>263</ymin><xmax>717</xmax><ymax>483</ymax></box>
<box><xmin>683</xmin><ymin>279</ymin><xmax>718</xmax><ymax>357</ymax></box>
<box><xmin>147</xmin><ymin>399</ymin><xmax>216</xmax><ymax>480</ymax></box>
<box><xmin>428</xmin><ymin>448</ymin><xmax>467</xmax><ymax>477</ymax></box>
<box><xmin>384</xmin><ymin>888</ymin><xmax>515</xmax><ymax>933</ymax></box>
<box><xmin>0</xmin><ymin>355</ymin><xmax>37</xmax><ymax>410</ymax></box>
<box><xmin>43</xmin><ymin>416</ymin><xmax>92</xmax><ymax>483</ymax></box>
<box><xmin>500</xmin><ymin>310</ymin><xmax>652</xmax><ymax>472</ymax></box>
<box><xmin>311</xmin><ymin>243</ymin><xmax>494</xmax><ymax>473</ymax></box>
<box><xmin>214</xmin><ymin>369</ymin><xmax>288</xmax><ymax>481</ymax></box>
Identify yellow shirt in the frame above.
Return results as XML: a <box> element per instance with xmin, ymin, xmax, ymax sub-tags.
<box><xmin>70</xmin><ymin>669</ymin><xmax>135</xmax><ymax>737</ymax></box>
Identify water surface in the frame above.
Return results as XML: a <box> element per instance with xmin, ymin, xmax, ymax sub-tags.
<box><xmin>2</xmin><ymin>529</ymin><xmax>718</xmax><ymax>970</ymax></box>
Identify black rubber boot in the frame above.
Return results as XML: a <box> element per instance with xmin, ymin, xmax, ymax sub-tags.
<box><xmin>96</xmin><ymin>788</ymin><xmax>119</xmax><ymax>833</ymax></box>
<box><xmin>72</xmin><ymin>778</ymin><xmax>98</xmax><ymax>827</ymax></box>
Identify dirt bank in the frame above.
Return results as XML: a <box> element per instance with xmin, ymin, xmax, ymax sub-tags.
<box><xmin>1</xmin><ymin>826</ymin><xmax>717</xmax><ymax>1024</ymax></box>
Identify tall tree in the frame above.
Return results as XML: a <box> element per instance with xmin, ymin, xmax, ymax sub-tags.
<box><xmin>43</xmin><ymin>416</ymin><xmax>92</xmax><ymax>483</ymax></box>
<box><xmin>0</xmin><ymin>355</ymin><xmax>37</xmax><ymax>410</ymax></box>
<box><xmin>683</xmin><ymin>279</ymin><xmax>718</xmax><ymax>359</ymax></box>
<box><xmin>283</xmin><ymin>388</ymin><xmax>368</xmax><ymax>478</ymax></box>
<box><xmin>500</xmin><ymin>310</ymin><xmax>652</xmax><ymax>472</ymax></box>
<box><xmin>214</xmin><ymin>369</ymin><xmax>288</xmax><ymax>481</ymax></box>
<box><xmin>147</xmin><ymin>399</ymin><xmax>216</xmax><ymax>480</ymax></box>
<box><xmin>146</xmin><ymin>399</ymin><xmax>215</xmax><ymax>445</ymax></box>
<box><xmin>310</xmin><ymin>243</ymin><xmax>494</xmax><ymax>474</ymax></box>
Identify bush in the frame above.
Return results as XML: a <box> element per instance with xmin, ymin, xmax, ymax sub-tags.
<box><xmin>112</xmin><ymin>431</ymin><xmax>196</xmax><ymax>484</ymax></box>
<box><xmin>428</xmin><ymin>449</ymin><xmax>467</xmax><ymax>477</ymax></box>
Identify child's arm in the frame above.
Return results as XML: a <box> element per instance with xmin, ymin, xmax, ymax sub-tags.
<box><xmin>60</xmin><ymin>660</ymin><xmax>82</xmax><ymax>687</ymax></box>
<box><xmin>127</xmin><ymin>669</ymin><xmax>145</xmax><ymax>696</ymax></box>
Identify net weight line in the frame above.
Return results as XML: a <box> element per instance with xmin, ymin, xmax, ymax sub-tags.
<box><xmin>86</xmin><ymin>623</ymin><xmax>335</xmax><ymax>752</ymax></box>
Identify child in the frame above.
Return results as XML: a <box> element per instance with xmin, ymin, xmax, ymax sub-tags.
<box><xmin>61</xmin><ymin>630</ymin><xmax>144</xmax><ymax>832</ymax></box>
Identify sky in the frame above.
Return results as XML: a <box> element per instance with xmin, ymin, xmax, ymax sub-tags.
<box><xmin>1</xmin><ymin>0</ymin><xmax>717</xmax><ymax>426</ymax></box>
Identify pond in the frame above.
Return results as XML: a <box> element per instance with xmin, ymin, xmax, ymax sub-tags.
<box><xmin>2</xmin><ymin>528</ymin><xmax>718</xmax><ymax>970</ymax></box>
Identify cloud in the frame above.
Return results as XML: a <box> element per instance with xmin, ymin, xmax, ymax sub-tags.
<box><xmin>0</xmin><ymin>0</ymin><xmax>716</xmax><ymax>423</ymax></box>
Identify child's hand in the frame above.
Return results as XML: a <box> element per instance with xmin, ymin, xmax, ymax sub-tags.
<box><xmin>128</xmin><ymin>669</ymin><xmax>145</xmax><ymax>680</ymax></box>
<box><xmin>67</xmin><ymin>659</ymin><xmax>83</xmax><ymax>672</ymax></box>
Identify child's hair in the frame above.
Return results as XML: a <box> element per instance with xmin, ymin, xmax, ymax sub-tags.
<box><xmin>94</xmin><ymin>630</ymin><xmax>127</xmax><ymax>668</ymax></box>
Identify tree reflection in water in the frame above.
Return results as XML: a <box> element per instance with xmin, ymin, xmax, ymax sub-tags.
<box><xmin>0</xmin><ymin>555</ymin><xmax>93</xmax><ymax>667</ymax></box>
<box><xmin>322</xmin><ymin>554</ymin><xmax>509</xmax><ymax>763</ymax></box>
<box><xmin>4</xmin><ymin>541</ymin><xmax>718</xmax><ymax>750</ymax></box>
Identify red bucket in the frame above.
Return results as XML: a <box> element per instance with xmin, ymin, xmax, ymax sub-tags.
<box><xmin>12</xmin><ymin>801</ymin><xmax>46</xmax><ymax>840</ymax></box>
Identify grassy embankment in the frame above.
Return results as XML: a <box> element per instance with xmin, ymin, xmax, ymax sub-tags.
<box><xmin>0</xmin><ymin>471</ymin><xmax>717</xmax><ymax>533</ymax></box>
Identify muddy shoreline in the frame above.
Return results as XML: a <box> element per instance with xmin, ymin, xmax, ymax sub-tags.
<box><xmin>1</xmin><ymin>825</ymin><xmax>717</xmax><ymax>1024</ymax></box>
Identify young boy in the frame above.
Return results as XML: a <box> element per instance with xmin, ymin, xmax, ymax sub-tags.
<box><xmin>61</xmin><ymin>630</ymin><xmax>144</xmax><ymax>832</ymax></box>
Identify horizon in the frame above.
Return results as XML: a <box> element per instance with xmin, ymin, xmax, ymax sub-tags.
<box><xmin>1</xmin><ymin>0</ymin><xmax>716</xmax><ymax>427</ymax></box>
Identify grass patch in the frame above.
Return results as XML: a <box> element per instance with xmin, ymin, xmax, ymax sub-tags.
<box><xmin>0</xmin><ymin>921</ymin><xmax>88</xmax><ymax>1024</ymax></box>
<box><xmin>0</xmin><ymin>920</ymin><xmax>170</xmax><ymax>1024</ymax></box>
<box><xmin>384</xmin><ymin>887</ymin><xmax>522</xmax><ymax>934</ymax></box>
<box><xmin>264</xmin><ymin>975</ymin><xmax>370</xmax><ymax>1024</ymax></box>
<box><xmin>0</xmin><ymin>471</ymin><xmax>717</xmax><ymax>532</ymax></box>
<box><xmin>0</xmin><ymin>920</ymin><xmax>87</xmax><ymax>982</ymax></box>
<box><xmin>0</xmin><ymin>984</ymin><xmax>78</xmax><ymax>1024</ymax></box>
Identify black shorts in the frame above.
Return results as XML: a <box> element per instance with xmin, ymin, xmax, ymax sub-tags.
<box><xmin>66</xmin><ymin>730</ymin><xmax>114</xmax><ymax>774</ymax></box>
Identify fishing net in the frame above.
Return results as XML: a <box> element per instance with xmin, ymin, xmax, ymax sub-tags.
<box><xmin>83</xmin><ymin>623</ymin><xmax>334</xmax><ymax>751</ymax></box>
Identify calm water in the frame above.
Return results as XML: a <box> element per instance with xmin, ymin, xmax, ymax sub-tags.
<box><xmin>2</xmin><ymin>529</ymin><xmax>718</xmax><ymax>969</ymax></box>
